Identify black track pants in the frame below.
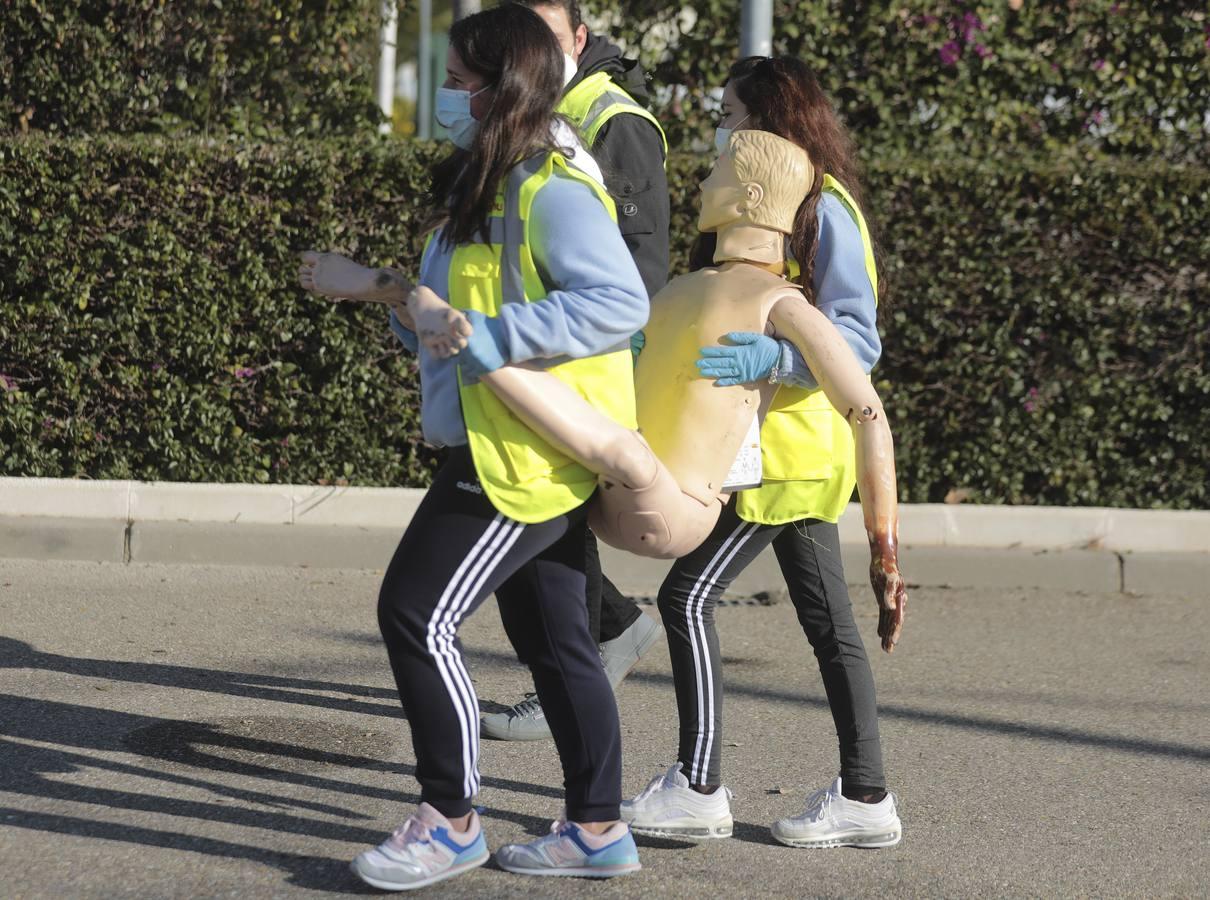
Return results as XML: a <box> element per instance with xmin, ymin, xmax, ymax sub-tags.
<box><xmin>656</xmin><ymin>498</ymin><xmax>885</xmax><ymax>792</ymax></box>
<box><xmin>377</xmin><ymin>448</ymin><xmax>622</xmax><ymax>822</ymax></box>
<box><xmin>584</xmin><ymin>528</ymin><xmax>643</xmax><ymax>644</ymax></box>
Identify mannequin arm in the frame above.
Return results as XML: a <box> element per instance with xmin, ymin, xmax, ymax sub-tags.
<box><xmin>404</xmin><ymin>285</ymin><xmax>655</xmax><ymax>489</ymax></box>
<box><xmin>767</xmin><ymin>292</ymin><xmax>906</xmax><ymax>653</ymax></box>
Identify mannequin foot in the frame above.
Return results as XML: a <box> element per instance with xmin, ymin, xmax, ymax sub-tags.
<box><xmin>408</xmin><ymin>285</ymin><xmax>472</xmax><ymax>358</ymax></box>
<box><xmin>297</xmin><ymin>251</ymin><xmax>410</xmax><ymax>303</ymax></box>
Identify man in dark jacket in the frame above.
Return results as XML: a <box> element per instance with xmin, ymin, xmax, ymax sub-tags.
<box><xmin>482</xmin><ymin>0</ymin><xmax>670</xmax><ymax>742</ymax></box>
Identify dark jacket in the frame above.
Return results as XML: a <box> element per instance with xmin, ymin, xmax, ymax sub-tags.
<box><xmin>565</xmin><ymin>34</ymin><xmax>671</xmax><ymax>298</ymax></box>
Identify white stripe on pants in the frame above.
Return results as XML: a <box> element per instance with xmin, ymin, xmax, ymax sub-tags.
<box><xmin>426</xmin><ymin>514</ymin><xmax>525</xmax><ymax>797</ymax></box>
<box><xmin>685</xmin><ymin>520</ymin><xmax>761</xmax><ymax>784</ymax></box>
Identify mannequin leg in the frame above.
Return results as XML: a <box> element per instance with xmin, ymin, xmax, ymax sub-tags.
<box><xmin>298</xmin><ymin>251</ymin><xmax>411</xmax><ymax>305</ymax></box>
<box><xmin>482</xmin><ymin>367</ymin><xmax>659</xmax><ymax>491</ymax></box>
<box><xmin>406</xmin><ymin>286</ymin><xmax>725</xmax><ymax>560</ymax></box>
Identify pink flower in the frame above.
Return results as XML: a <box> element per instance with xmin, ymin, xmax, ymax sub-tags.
<box><xmin>957</xmin><ymin>12</ymin><xmax>985</xmax><ymax>41</ymax></box>
<box><xmin>0</xmin><ymin>374</ymin><xmax>12</xmax><ymax>392</ymax></box>
<box><xmin>973</xmin><ymin>44</ymin><xmax>992</xmax><ymax>59</ymax></box>
<box><xmin>1093</xmin><ymin>59</ymin><xmax>1106</xmax><ymax>71</ymax></box>
<box><xmin>1024</xmin><ymin>401</ymin><xmax>1037</xmax><ymax>413</ymax></box>
<box><xmin>234</xmin><ymin>367</ymin><xmax>256</xmax><ymax>379</ymax></box>
<box><xmin>1027</xmin><ymin>387</ymin><xmax>1040</xmax><ymax>398</ymax></box>
<box><xmin>939</xmin><ymin>41</ymin><xmax>962</xmax><ymax>66</ymax></box>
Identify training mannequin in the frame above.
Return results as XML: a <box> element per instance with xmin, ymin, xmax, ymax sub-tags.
<box><xmin>300</xmin><ymin>131</ymin><xmax>905</xmax><ymax>649</ymax></box>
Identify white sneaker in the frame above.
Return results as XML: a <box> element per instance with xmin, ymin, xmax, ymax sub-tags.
<box><xmin>620</xmin><ymin>763</ymin><xmax>733</xmax><ymax>840</ymax></box>
<box><xmin>350</xmin><ymin>803</ymin><xmax>489</xmax><ymax>891</ymax></box>
<box><xmin>496</xmin><ymin>819</ymin><xmax>641</xmax><ymax>878</ymax></box>
<box><xmin>771</xmin><ymin>777</ymin><xmax>902</xmax><ymax>849</ymax></box>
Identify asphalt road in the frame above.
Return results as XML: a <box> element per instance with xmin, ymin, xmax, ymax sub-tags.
<box><xmin>0</xmin><ymin>558</ymin><xmax>1206</xmax><ymax>898</ymax></box>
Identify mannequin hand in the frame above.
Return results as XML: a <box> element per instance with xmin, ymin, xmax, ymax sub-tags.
<box><xmin>630</xmin><ymin>330</ymin><xmax>646</xmax><ymax>359</ymax></box>
<box><xmin>408</xmin><ymin>285</ymin><xmax>470</xmax><ymax>358</ymax></box>
<box><xmin>459</xmin><ymin>309</ymin><xmax>509</xmax><ymax>381</ymax></box>
<box><xmin>696</xmin><ymin>332</ymin><xmax>780</xmax><ymax>386</ymax></box>
<box><xmin>868</xmin><ymin>534</ymin><xmax>907</xmax><ymax>653</ymax></box>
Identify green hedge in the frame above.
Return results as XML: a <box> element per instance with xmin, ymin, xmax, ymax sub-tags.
<box><xmin>602</xmin><ymin>0</ymin><xmax>1210</xmax><ymax>162</ymax></box>
<box><xmin>3</xmin><ymin>136</ymin><xmax>1208</xmax><ymax>507</ymax></box>
<box><xmin>1</xmin><ymin>0</ymin><xmax>382</xmax><ymax>137</ymax></box>
<box><xmin>6</xmin><ymin>1</ymin><xmax>1206</xmax><ymax>162</ymax></box>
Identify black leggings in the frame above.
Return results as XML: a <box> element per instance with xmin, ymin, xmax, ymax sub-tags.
<box><xmin>585</xmin><ymin>529</ymin><xmax>643</xmax><ymax>644</ymax></box>
<box><xmin>656</xmin><ymin>498</ymin><xmax>885</xmax><ymax>792</ymax></box>
<box><xmin>376</xmin><ymin>447</ymin><xmax>622</xmax><ymax>822</ymax></box>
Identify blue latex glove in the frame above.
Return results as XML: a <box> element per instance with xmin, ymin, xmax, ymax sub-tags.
<box><xmin>459</xmin><ymin>309</ymin><xmax>509</xmax><ymax>381</ymax></box>
<box><xmin>696</xmin><ymin>331</ymin><xmax>781</xmax><ymax>386</ymax></box>
<box><xmin>630</xmin><ymin>330</ymin><xmax>646</xmax><ymax>359</ymax></box>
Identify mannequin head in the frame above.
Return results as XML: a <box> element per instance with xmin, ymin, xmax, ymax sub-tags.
<box><xmin>697</xmin><ymin>130</ymin><xmax>814</xmax><ymax>235</ymax></box>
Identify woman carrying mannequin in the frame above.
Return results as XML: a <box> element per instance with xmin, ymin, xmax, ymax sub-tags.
<box><xmin>621</xmin><ymin>56</ymin><xmax>904</xmax><ymax>851</ymax></box>
<box><xmin>300</xmin><ymin>5</ymin><xmax>648</xmax><ymax>889</ymax></box>
<box><xmin>402</xmin><ymin>124</ymin><xmax>906</xmax><ymax>849</ymax></box>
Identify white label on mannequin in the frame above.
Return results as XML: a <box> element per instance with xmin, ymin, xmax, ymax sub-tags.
<box><xmin>721</xmin><ymin>417</ymin><xmax>762</xmax><ymax>491</ymax></box>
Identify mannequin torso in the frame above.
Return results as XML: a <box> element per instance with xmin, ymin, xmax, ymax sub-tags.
<box><xmin>635</xmin><ymin>262</ymin><xmax>795</xmax><ymax>505</ymax></box>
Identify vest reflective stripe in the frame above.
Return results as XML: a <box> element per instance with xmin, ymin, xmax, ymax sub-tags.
<box><xmin>558</xmin><ymin>71</ymin><xmax>668</xmax><ymax>158</ymax></box>
<box><xmin>449</xmin><ymin>152</ymin><xmax>638</xmax><ymax>524</ymax></box>
<box><xmin>735</xmin><ymin>177</ymin><xmax>880</xmax><ymax>526</ymax></box>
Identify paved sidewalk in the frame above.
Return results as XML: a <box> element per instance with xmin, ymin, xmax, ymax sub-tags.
<box><xmin>4</xmin><ymin>477</ymin><xmax>1209</xmax><ymax>596</ymax></box>
<box><xmin>0</xmin><ymin>559</ymin><xmax>1207</xmax><ymax>898</ymax></box>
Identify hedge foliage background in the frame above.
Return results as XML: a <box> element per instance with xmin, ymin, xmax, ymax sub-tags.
<box><xmin>601</xmin><ymin>0</ymin><xmax>1210</xmax><ymax>162</ymax></box>
<box><xmin>1</xmin><ymin>0</ymin><xmax>382</xmax><ymax>137</ymax></box>
<box><xmin>3</xmin><ymin>137</ymin><xmax>1207</xmax><ymax>507</ymax></box>
<box><xmin>3</xmin><ymin>1</ymin><xmax>1208</xmax><ymax>506</ymax></box>
<box><xmin>6</xmin><ymin>2</ymin><xmax>1207</xmax><ymax>160</ymax></box>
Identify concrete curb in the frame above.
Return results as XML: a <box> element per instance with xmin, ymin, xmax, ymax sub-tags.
<box><xmin>1</xmin><ymin>477</ymin><xmax>1207</xmax><ymax>597</ymax></box>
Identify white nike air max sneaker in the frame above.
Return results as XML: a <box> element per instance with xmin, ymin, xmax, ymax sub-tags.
<box><xmin>771</xmin><ymin>777</ymin><xmax>902</xmax><ymax>849</ymax></box>
<box><xmin>620</xmin><ymin>763</ymin><xmax>733</xmax><ymax>840</ymax></box>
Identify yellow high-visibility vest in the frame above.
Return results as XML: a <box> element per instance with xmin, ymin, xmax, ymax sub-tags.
<box><xmin>735</xmin><ymin>175</ymin><xmax>881</xmax><ymax>526</ymax></box>
<box><xmin>557</xmin><ymin>71</ymin><xmax>668</xmax><ymax>157</ymax></box>
<box><xmin>444</xmin><ymin>152</ymin><xmax>637</xmax><ymax>523</ymax></box>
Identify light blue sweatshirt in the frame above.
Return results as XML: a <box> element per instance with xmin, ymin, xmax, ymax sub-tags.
<box><xmin>774</xmin><ymin>192</ymin><xmax>882</xmax><ymax>388</ymax></box>
<box><xmin>390</xmin><ymin>165</ymin><xmax>649</xmax><ymax>448</ymax></box>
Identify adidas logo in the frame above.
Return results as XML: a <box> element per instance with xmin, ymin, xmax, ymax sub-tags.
<box><xmin>456</xmin><ymin>480</ymin><xmax>483</xmax><ymax>495</ymax></box>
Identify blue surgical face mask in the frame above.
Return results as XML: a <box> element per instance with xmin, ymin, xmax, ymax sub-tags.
<box><xmin>713</xmin><ymin>114</ymin><xmax>750</xmax><ymax>156</ymax></box>
<box><xmin>435</xmin><ymin>84</ymin><xmax>491</xmax><ymax>150</ymax></box>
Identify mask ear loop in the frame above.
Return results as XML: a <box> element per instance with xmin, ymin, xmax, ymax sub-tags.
<box><xmin>468</xmin><ymin>82</ymin><xmax>495</xmax><ymax>121</ymax></box>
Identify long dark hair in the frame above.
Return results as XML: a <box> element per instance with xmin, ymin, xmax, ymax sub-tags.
<box><xmin>690</xmin><ymin>56</ymin><xmax>883</xmax><ymax>303</ymax></box>
<box><xmin>427</xmin><ymin>5</ymin><xmax>570</xmax><ymax>248</ymax></box>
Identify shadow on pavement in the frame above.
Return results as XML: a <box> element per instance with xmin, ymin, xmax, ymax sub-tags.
<box><xmin>0</xmin><ymin>635</ymin><xmax>572</xmax><ymax>892</ymax></box>
<box><xmin>0</xmin><ymin>807</ymin><xmax>373</xmax><ymax>894</ymax></box>
<box><xmin>470</xmin><ymin>646</ymin><xmax>1210</xmax><ymax>764</ymax></box>
<box><xmin>0</xmin><ymin>636</ymin><xmax>400</xmax><ymax>718</ymax></box>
